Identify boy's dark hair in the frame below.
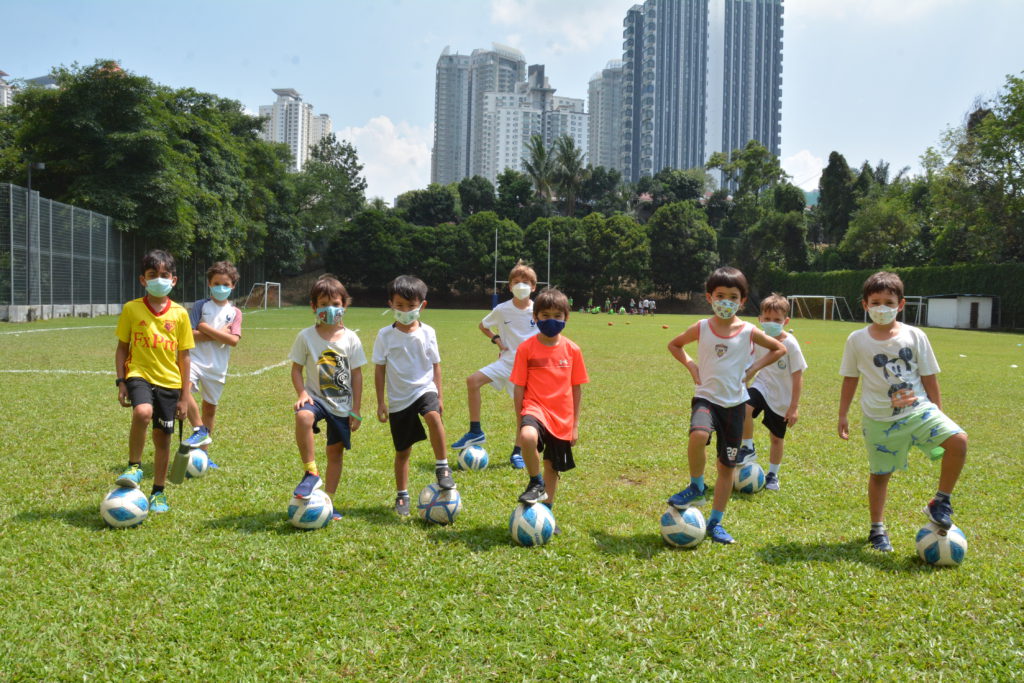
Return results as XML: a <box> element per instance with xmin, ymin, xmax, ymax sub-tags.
<box><xmin>309</xmin><ymin>274</ymin><xmax>352</xmax><ymax>307</ymax></box>
<box><xmin>534</xmin><ymin>287</ymin><xmax>570</xmax><ymax>317</ymax></box>
<box><xmin>705</xmin><ymin>266</ymin><xmax>748</xmax><ymax>299</ymax></box>
<box><xmin>387</xmin><ymin>275</ymin><xmax>428</xmax><ymax>303</ymax></box>
<box><xmin>207</xmin><ymin>261</ymin><xmax>239</xmax><ymax>286</ymax></box>
<box><xmin>140</xmin><ymin>249</ymin><xmax>176</xmax><ymax>275</ymax></box>
<box><xmin>760</xmin><ymin>293</ymin><xmax>790</xmax><ymax>316</ymax></box>
<box><xmin>862</xmin><ymin>271</ymin><xmax>904</xmax><ymax>302</ymax></box>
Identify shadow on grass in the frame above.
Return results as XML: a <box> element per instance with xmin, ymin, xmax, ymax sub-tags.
<box><xmin>204</xmin><ymin>510</ymin><xmax>300</xmax><ymax>535</ymax></box>
<box><xmin>11</xmin><ymin>505</ymin><xmax>107</xmax><ymax>530</ymax></box>
<box><xmin>420</xmin><ymin>521</ymin><xmax>512</xmax><ymax>552</ymax></box>
<box><xmin>758</xmin><ymin>540</ymin><xmax>932</xmax><ymax>573</ymax></box>
<box><xmin>589</xmin><ymin>530</ymin><xmax>670</xmax><ymax>559</ymax></box>
<box><xmin>341</xmin><ymin>505</ymin><xmax>407</xmax><ymax>526</ymax></box>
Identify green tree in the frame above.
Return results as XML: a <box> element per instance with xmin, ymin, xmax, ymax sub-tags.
<box><xmin>457</xmin><ymin>175</ymin><xmax>495</xmax><ymax>216</ymax></box>
<box><xmin>496</xmin><ymin>167</ymin><xmax>549</xmax><ymax>228</ymax></box>
<box><xmin>579</xmin><ymin>165</ymin><xmax>626</xmax><ymax>215</ymax></box>
<box><xmin>647</xmin><ymin>201</ymin><xmax>718</xmax><ymax>294</ymax></box>
<box><xmin>326</xmin><ymin>209</ymin><xmax>412</xmax><ymax>291</ymax></box>
<box><xmin>552</xmin><ymin>135</ymin><xmax>588</xmax><ymax>217</ymax></box>
<box><xmin>395</xmin><ymin>183</ymin><xmax>457</xmax><ymax>226</ymax></box>
<box><xmin>841</xmin><ymin>193</ymin><xmax>917</xmax><ymax>268</ymax></box>
<box><xmin>817</xmin><ymin>151</ymin><xmax>856</xmax><ymax>244</ymax></box>
<box><xmin>297</xmin><ymin>133</ymin><xmax>367</xmax><ymax>249</ymax></box>
<box><xmin>522</xmin><ymin>134</ymin><xmax>555</xmax><ymax>201</ymax></box>
<box><xmin>706</xmin><ymin>140</ymin><xmax>785</xmax><ymax>198</ymax></box>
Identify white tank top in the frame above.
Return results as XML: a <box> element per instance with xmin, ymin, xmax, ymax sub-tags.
<box><xmin>693</xmin><ymin>318</ymin><xmax>754</xmax><ymax>408</ymax></box>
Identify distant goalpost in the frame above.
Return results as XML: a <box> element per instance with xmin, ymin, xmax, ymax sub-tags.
<box><xmin>243</xmin><ymin>282</ymin><xmax>281</xmax><ymax>310</ymax></box>
<box><xmin>789</xmin><ymin>295</ymin><xmax>856</xmax><ymax>322</ymax></box>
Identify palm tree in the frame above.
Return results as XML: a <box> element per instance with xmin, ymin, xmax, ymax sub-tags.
<box><xmin>522</xmin><ymin>134</ymin><xmax>555</xmax><ymax>202</ymax></box>
<box><xmin>553</xmin><ymin>135</ymin><xmax>588</xmax><ymax>217</ymax></box>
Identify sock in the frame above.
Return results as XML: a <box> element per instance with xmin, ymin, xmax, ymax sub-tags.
<box><xmin>435</xmin><ymin>459</ymin><xmax>449</xmax><ymax>469</ymax></box>
<box><xmin>871</xmin><ymin>522</ymin><xmax>886</xmax><ymax>533</ymax></box>
<box><xmin>397</xmin><ymin>489</ymin><xmax>409</xmax><ymax>499</ymax></box>
<box><xmin>304</xmin><ymin>461</ymin><xmax>319</xmax><ymax>477</ymax></box>
<box><xmin>151</xmin><ymin>485</ymin><xmax>164</xmax><ymax>495</ymax></box>
<box><xmin>935</xmin><ymin>490</ymin><xmax>951</xmax><ymax>503</ymax></box>
<box><xmin>530</xmin><ymin>474</ymin><xmax>544</xmax><ymax>487</ymax></box>
<box><xmin>127</xmin><ymin>460</ymin><xmax>140</xmax><ymax>469</ymax></box>
<box><xmin>470</xmin><ymin>421</ymin><xmax>482</xmax><ymax>433</ymax></box>
<box><xmin>742</xmin><ymin>438</ymin><xmax>754</xmax><ymax>450</ymax></box>
<box><xmin>709</xmin><ymin>509</ymin><xmax>724</xmax><ymax>525</ymax></box>
<box><xmin>768</xmin><ymin>463</ymin><xmax>781</xmax><ymax>476</ymax></box>
<box><xmin>691</xmin><ymin>475</ymin><xmax>705</xmax><ymax>490</ymax></box>
<box><xmin>512</xmin><ymin>446</ymin><xmax>522</xmax><ymax>456</ymax></box>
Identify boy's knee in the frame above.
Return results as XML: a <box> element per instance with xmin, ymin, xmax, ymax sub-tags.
<box><xmin>295</xmin><ymin>410</ymin><xmax>315</xmax><ymax>427</ymax></box>
<box><xmin>132</xmin><ymin>404</ymin><xmax>153</xmax><ymax>423</ymax></box>
<box><xmin>519</xmin><ymin>426</ymin><xmax>539</xmax><ymax>446</ymax></box>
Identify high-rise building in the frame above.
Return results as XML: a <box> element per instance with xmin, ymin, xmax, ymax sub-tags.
<box><xmin>258</xmin><ymin>88</ymin><xmax>331</xmax><ymax>172</ymax></box>
<box><xmin>431</xmin><ymin>48</ymin><xmax>472</xmax><ymax>186</ymax></box>
<box><xmin>467</xmin><ymin>45</ymin><xmax>528</xmax><ymax>181</ymax></box>
<box><xmin>588</xmin><ymin>61</ymin><xmax>624</xmax><ymax>172</ymax></box>
<box><xmin>0</xmin><ymin>71</ymin><xmax>12</xmax><ymax>108</ymax></box>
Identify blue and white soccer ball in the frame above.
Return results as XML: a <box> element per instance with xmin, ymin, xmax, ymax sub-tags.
<box><xmin>509</xmin><ymin>502</ymin><xmax>556</xmax><ymax>547</ymax></box>
<box><xmin>100</xmin><ymin>487</ymin><xmax>149</xmax><ymax>528</ymax></box>
<box><xmin>660</xmin><ymin>506</ymin><xmax>706</xmax><ymax>548</ymax></box>
<box><xmin>457</xmin><ymin>445</ymin><xmax>489</xmax><ymax>471</ymax></box>
<box><xmin>417</xmin><ymin>483</ymin><xmax>462</xmax><ymax>525</ymax></box>
<box><xmin>185</xmin><ymin>449</ymin><xmax>209</xmax><ymax>479</ymax></box>
<box><xmin>916</xmin><ymin>523</ymin><xmax>968</xmax><ymax>567</ymax></box>
<box><xmin>733</xmin><ymin>461</ymin><xmax>766</xmax><ymax>493</ymax></box>
<box><xmin>287</xmin><ymin>489</ymin><xmax>333</xmax><ymax>530</ymax></box>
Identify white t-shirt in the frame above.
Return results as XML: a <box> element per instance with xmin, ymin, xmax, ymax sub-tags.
<box><xmin>750</xmin><ymin>333</ymin><xmax>807</xmax><ymax>417</ymax></box>
<box><xmin>481</xmin><ymin>299</ymin><xmax>537</xmax><ymax>363</ymax></box>
<box><xmin>839</xmin><ymin>324</ymin><xmax>940</xmax><ymax>421</ymax></box>
<box><xmin>372</xmin><ymin>322</ymin><xmax>441</xmax><ymax>412</ymax></box>
<box><xmin>189</xmin><ymin>299</ymin><xmax>243</xmax><ymax>382</ymax></box>
<box><xmin>288</xmin><ymin>326</ymin><xmax>367</xmax><ymax>417</ymax></box>
<box><xmin>693</xmin><ymin>318</ymin><xmax>755</xmax><ymax>408</ymax></box>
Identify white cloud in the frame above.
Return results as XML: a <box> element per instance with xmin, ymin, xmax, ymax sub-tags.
<box><xmin>490</xmin><ymin>0</ymin><xmax>625</xmax><ymax>55</ymax></box>
<box><xmin>337</xmin><ymin>116</ymin><xmax>431</xmax><ymax>204</ymax></box>
<box><xmin>782</xmin><ymin>149</ymin><xmax>824</xmax><ymax>190</ymax></box>
<box><xmin>785</xmin><ymin>0</ymin><xmax>966</xmax><ymax>24</ymax></box>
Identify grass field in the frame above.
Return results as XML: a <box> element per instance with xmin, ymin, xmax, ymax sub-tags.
<box><xmin>1</xmin><ymin>305</ymin><xmax>1022</xmax><ymax>680</ymax></box>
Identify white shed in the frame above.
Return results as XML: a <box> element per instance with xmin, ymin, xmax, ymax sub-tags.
<box><xmin>925</xmin><ymin>295</ymin><xmax>995</xmax><ymax>329</ymax></box>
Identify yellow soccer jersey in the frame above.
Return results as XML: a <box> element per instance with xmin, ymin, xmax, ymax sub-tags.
<box><xmin>116</xmin><ymin>297</ymin><xmax>195</xmax><ymax>389</ymax></box>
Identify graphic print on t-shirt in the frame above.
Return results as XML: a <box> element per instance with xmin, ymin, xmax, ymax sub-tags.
<box><xmin>873</xmin><ymin>346</ymin><xmax>919</xmax><ymax>416</ymax></box>
<box><xmin>317</xmin><ymin>349</ymin><xmax>351</xmax><ymax>412</ymax></box>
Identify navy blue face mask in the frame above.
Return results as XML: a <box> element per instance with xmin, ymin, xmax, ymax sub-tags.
<box><xmin>537</xmin><ymin>318</ymin><xmax>566</xmax><ymax>337</ymax></box>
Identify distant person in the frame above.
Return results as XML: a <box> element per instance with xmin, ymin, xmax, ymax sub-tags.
<box><xmin>838</xmin><ymin>271</ymin><xmax>967</xmax><ymax>552</ymax></box>
<box><xmin>374</xmin><ymin>275</ymin><xmax>455</xmax><ymax>516</ymax></box>
<box><xmin>451</xmin><ymin>261</ymin><xmax>539</xmax><ymax>469</ymax></box>
<box><xmin>113</xmin><ymin>249</ymin><xmax>195</xmax><ymax>514</ymax></box>
<box><xmin>289</xmin><ymin>275</ymin><xmax>365</xmax><ymax>521</ymax></box>
<box><xmin>630</xmin><ymin>298</ymin><xmax>636</xmax><ymax>315</ymax></box>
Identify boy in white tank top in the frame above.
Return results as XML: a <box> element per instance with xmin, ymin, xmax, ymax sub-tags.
<box><xmin>666</xmin><ymin>267</ymin><xmax>786</xmax><ymax>544</ymax></box>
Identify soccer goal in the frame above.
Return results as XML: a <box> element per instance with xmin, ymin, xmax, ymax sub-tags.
<box><xmin>789</xmin><ymin>295</ymin><xmax>855</xmax><ymax>322</ymax></box>
<box><xmin>243</xmin><ymin>282</ymin><xmax>281</xmax><ymax>310</ymax></box>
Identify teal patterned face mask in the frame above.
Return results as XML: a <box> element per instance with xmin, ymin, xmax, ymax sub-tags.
<box><xmin>711</xmin><ymin>299</ymin><xmax>740</xmax><ymax>319</ymax></box>
<box><xmin>393</xmin><ymin>306</ymin><xmax>420</xmax><ymax>325</ymax></box>
<box><xmin>316</xmin><ymin>305</ymin><xmax>345</xmax><ymax>325</ymax></box>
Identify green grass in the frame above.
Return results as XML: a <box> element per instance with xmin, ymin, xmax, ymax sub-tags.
<box><xmin>1</xmin><ymin>307</ymin><xmax>1023</xmax><ymax>680</ymax></box>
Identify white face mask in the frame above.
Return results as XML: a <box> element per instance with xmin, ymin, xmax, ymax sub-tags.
<box><xmin>868</xmin><ymin>305</ymin><xmax>899</xmax><ymax>325</ymax></box>
<box><xmin>511</xmin><ymin>282</ymin><xmax>532</xmax><ymax>300</ymax></box>
<box><xmin>393</xmin><ymin>306</ymin><xmax>421</xmax><ymax>325</ymax></box>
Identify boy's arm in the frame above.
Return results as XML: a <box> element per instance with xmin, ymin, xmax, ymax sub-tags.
<box><xmin>667</xmin><ymin>322</ymin><xmax>701</xmax><ymax>384</ymax></box>
<box><xmin>478</xmin><ymin>320</ymin><xmax>507</xmax><ymax>352</ymax></box>
<box><xmin>374</xmin><ymin>364</ymin><xmax>388</xmax><ymax>422</ymax></box>
<box><xmin>745</xmin><ymin>329</ymin><xmax>787</xmax><ymax>383</ymax></box>
<box><xmin>176</xmin><ymin>350</ymin><xmax>191</xmax><ymax>419</ymax></box>
<box><xmin>786</xmin><ymin>370</ymin><xmax>803</xmax><ymax>426</ymax></box>
<box><xmin>513</xmin><ymin>384</ymin><xmax>525</xmax><ymax>419</ymax></box>
<box><xmin>838</xmin><ymin>376</ymin><xmax>859</xmax><ymax>439</ymax></box>
<box><xmin>196</xmin><ymin>322</ymin><xmax>240</xmax><ymax>347</ymax></box>
<box><xmin>920</xmin><ymin>374</ymin><xmax>942</xmax><ymax>411</ymax></box>
<box><xmin>433</xmin><ymin>362</ymin><xmax>443</xmax><ymax>414</ymax></box>
<box><xmin>570</xmin><ymin>384</ymin><xmax>583</xmax><ymax>445</ymax></box>
<box><xmin>292</xmin><ymin>362</ymin><xmax>313</xmax><ymax>411</ymax></box>
<box><xmin>349</xmin><ymin>367</ymin><xmax>363</xmax><ymax>432</ymax></box>
<box><xmin>115</xmin><ymin>341</ymin><xmax>131</xmax><ymax>406</ymax></box>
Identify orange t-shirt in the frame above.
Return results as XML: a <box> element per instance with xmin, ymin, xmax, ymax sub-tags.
<box><xmin>510</xmin><ymin>335</ymin><xmax>588</xmax><ymax>440</ymax></box>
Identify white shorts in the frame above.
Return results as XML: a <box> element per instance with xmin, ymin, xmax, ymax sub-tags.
<box><xmin>190</xmin><ymin>367</ymin><xmax>226</xmax><ymax>405</ymax></box>
<box><xmin>479</xmin><ymin>356</ymin><xmax>515</xmax><ymax>398</ymax></box>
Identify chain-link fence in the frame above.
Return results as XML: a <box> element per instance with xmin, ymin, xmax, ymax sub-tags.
<box><xmin>1</xmin><ymin>183</ymin><xmax>265</xmax><ymax>319</ymax></box>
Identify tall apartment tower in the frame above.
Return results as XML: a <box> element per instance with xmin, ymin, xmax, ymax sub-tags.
<box><xmin>431</xmin><ymin>48</ymin><xmax>472</xmax><ymax>185</ymax></box>
<box><xmin>0</xmin><ymin>71</ymin><xmax>12</xmax><ymax>107</ymax></box>
<box><xmin>468</xmin><ymin>45</ymin><xmax>528</xmax><ymax>181</ymax></box>
<box><xmin>259</xmin><ymin>88</ymin><xmax>331</xmax><ymax>172</ymax></box>
<box><xmin>588</xmin><ymin>61</ymin><xmax>624</xmax><ymax>172</ymax></box>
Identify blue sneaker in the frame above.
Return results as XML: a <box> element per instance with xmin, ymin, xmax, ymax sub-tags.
<box><xmin>293</xmin><ymin>472</ymin><xmax>323</xmax><ymax>500</ymax></box>
<box><xmin>735</xmin><ymin>445</ymin><xmax>756</xmax><ymax>465</ymax></box>
<box><xmin>451</xmin><ymin>430</ymin><xmax>486</xmax><ymax>449</ymax></box>
<box><xmin>510</xmin><ymin>450</ymin><xmax>525</xmax><ymax>469</ymax></box>
<box><xmin>183</xmin><ymin>426</ymin><xmax>212</xmax><ymax>448</ymax></box>
<box><xmin>706</xmin><ymin>521</ymin><xmax>735</xmax><ymax>544</ymax></box>
<box><xmin>115</xmin><ymin>465</ymin><xmax>143</xmax><ymax>489</ymax></box>
<box><xmin>924</xmin><ymin>498</ymin><xmax>953</xmax><ymax>530</ymax></box>
<box><xmin>206</xmin><ymin>456</ymin><xmax>219</xmax><ymax>470</ymax></box>
<box><xmin>868</xmin><ymin>529</ymin><xmax>893</xmax><ymax>552</ymax></box>
<box><xmin>149</xmin><ymin>491</ymin><xmax>169</xmax><ymax>513</ymax></box>
<box><xmin>331</xmin><ymin>507</ymin><xmax>343</xmax><ymax>521</ymax></box>
<box><xmin>667</xmin><ymin>483</ymin><xmax>708</xmax><ymax>509</ymax></box>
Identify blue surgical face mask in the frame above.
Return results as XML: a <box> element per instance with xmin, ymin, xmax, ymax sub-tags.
<box><xmin>393</xmin><ymin>306</ymin><xmax>421</xmax><ymax>326</ymax></box>
<box><xmin>211</xmin><ymin>285</ymin><xmax>233</xmax><ymax>301</ymax></box>
<box><xmin>711</xmin><ymin>298</ymin><xmax>740</xmax><ymax>319</ymax></box>
<box><xmin>761</xmin><ymin>321</ymin><xmax>784</xmax><ymax>337</ymax></box>
<box><xmin>316</xmin><ymin>305</ymin><xmax>345</xmax><ymax>325</ymax></box>
<box><xmin>146</xmin><ymin>277</ymin><xmax>174</xmax><ymax>297</ymax></box>
<box><xmin>537</xmin><ymin>318</ymin><xmax>566</xmax><ymax>337</ymax></box>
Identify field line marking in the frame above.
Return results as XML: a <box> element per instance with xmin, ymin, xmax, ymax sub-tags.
<box><xmin>0</xmin><ymin>325</ymin><xmax>113</xmax><ymax>335</ymax></box>
<box><xmin>0</xmin><ymin>360</ymin><xmax>290</xmax><ymax>378</ymax></box>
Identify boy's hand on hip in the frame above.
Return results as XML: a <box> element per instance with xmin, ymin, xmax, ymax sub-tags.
<box><xmin>294</xmin><ymin>392</ymin><xmax>314</xmax><ymax>412</ymax></box>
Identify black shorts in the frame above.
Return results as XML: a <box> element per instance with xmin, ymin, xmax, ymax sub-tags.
<box><xmin>126</xmin><ymin>377</ymin><xmax>179</xmax><ymax>434</ymax></box>
<box><xmin>389</xmin><ymin>392</ymin><xmax>441</xmax><ymax>452</ymax></box>
<box><xmin>747</xmin><ymin>387</ymin><xmax>788</xmax><ymax>440</ymax></box>
<box><xmin>520</xmin><ymin>414</ymin><xmax>575</xmax><ymax>472</ymax></box>
<box><xmin>689</xmin><ymin>397</ymin><xmax>745</xmax><ymax>466</ymax></box>
<box><xmin>296</xmin><ymin>395</ymin><xmax>352</xmax><ymax>449</ymax></box>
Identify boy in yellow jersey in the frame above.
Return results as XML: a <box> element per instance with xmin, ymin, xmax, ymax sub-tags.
<box><xmin>113</xmin><ymin>249</ymin><xmax>195</xmax><ymax>513</ymax></box>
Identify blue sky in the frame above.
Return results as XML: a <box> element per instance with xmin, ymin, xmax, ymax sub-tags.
<box><xmin>3</xmin><ymin>0</ymin><xmax>1023</xmax><ymax>200</ymax></box>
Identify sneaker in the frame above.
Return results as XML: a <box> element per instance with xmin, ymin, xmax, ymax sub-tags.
<box><xmin>149</xmin><ymin>491</ymin><xmax>169</xmax><ymax>513</ymax></box>
<box><xmin>435</xmin><ymin>465</ymin><xmax>456</xmax><ymax>490</ymax></box>
<box><xmin>115</xmin><ymin>465</ymin><xmax>143</xmax><ymax>489</ymax></box>
<box><xmin>552</xmin><ymin>524</ymin><xmax>562</xmax><ymax>536</ymax></box>
<box><xmin>183</xmin><ymin>426</ymin><xmax>212</xmax><ymax>448</ymax></box>
<box><xmin>292</xmin><ymin>472</ymin><xmax>323</xmax><ymax>500</ymax></box>
<box><xmin>331</xmin><ymin>507</ymin><xmax>344</xmax><ymax>521</ymax></box>
<box><xmin>518</xmin><ymin>480</ymin><xmax>548</xmax><ymax>505</ymax></box>
<box><xmin>394</xmin><ymin>495</ymin><xmax>410</xmax><ymax>517</ymax></box>
<box><xmin>206</xmin><ymin>457</ymin><xmax>219</xmax><ymax>470</ymax></box>
<box><xmin>706</xmin><ymin>521</ymin><xmax>735</xmax><ymax>544</ymax></box>
<box><xmin>868</xmin><ymin>529</ymin><xmax>893</xmax><ymax>552</ymax></box>
<box><xmin>509</xmin><ymin>451</ymin><xmax>525</xmax><ymax>469</ymax></box>
<box><xmin>735</xmin><ymin>445</ymin><xmax>756</xmax><ymax>465</ymax></box>
<box><xmin>667</xmin><ymin>483</ymin><xmax>708</xmax><ymax>509</ymax></box>
<box><xmin>924</xmin><ymin>498</ymin><xmax>954</xmax><ymax>530</ymax></box>
<box><xmin>764</xmin><ymin>472</ymin><xmax>780</xmax><ymax>491</ymax></box>
<box><xmin>451</xmin><ymin>430</ymin><xmax>486</xmax><ymax>450</ymax></box>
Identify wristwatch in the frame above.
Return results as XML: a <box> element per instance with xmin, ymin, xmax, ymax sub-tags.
<box><xmin>115</xmin><ymin>378</ymin><xmax>126</xmax><ymax>387</ymax></box>
<box><xmin>491</xmin><ymin>334</ymin><xmax>500</xmax><ymax>344</ymax></box>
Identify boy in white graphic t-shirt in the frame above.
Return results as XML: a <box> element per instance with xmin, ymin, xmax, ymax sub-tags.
<box><xmin>665</xmin><ymin>267</ymin><xmax>786</xmax><ymax>544</ymax></box>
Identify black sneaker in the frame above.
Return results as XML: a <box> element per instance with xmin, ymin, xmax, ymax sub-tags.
<box><xmin>924</xmin><ymin>498</ymin><xmax>953</xmax><ymax>530</ymax></box>
<box><xmin>868</xmin><ymin>529</ymin><xmax>893</xmax><ymax>552</ymax></box>
<box><xmin>518</xmin><ymin>480</ymin><xmax>548</xmax><ymax>505</ymax></box>
<box><xmin>764</xmin><ymin>472</ymin><xmax>780</xmax><ymax>491</ymax></box>
<box><xmin>394</xmin><ymin>495</ymin><xmax>410</xmax><ymax>517</ymax></box>
<box><xmin>435</xmin><ymin>465</ymin><xmax>456</xmax><ymax>490</ymax></box>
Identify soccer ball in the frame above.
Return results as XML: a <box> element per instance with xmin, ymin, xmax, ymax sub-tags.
<box><xmin>916</xmin><ymin>523</ymin><xmax>968</xmax><ymax>567</ymax></box>
<box><xmin>457</xmin><ymin>445</ymin><xmax>489</xmax><ymax>471</ymax></box>
<box><xmin>660</xmin><ymin>506</ymin><xmax>706</xmax><ymax>548</ymax></box>
<box><xmin>185</xmin><ymin>449</ymin><xmax>209</xmax><ymax>479</ymax></box>
<box><xmin>100</xmin><ymin>487</ymin><xmax>149</xmax><ymax>528</ymax></box>
<box><xmin>417</xmin><ymin>483</ymin><xmax>462</xmax><ymax>525</ymax></box>
<box><xmin>287</xmin><ymin>489</ymin><xmax>333</xmax><ymax>530</ymax></box>
<box><xmin>509</xmin><ymin>502</ymin><xmax>556</xmax><ymax>547</ymax></box>
<box><xmin>733</xmin><ymin>461</ymin><xmax>766</xmax><ymax>493</ymax></box>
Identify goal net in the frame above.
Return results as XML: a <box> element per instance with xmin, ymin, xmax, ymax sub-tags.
<box><xmin>788</xmin><ymin>295</ymin><xmax>855</xmax><ymax>322</ymax></box>
<box><xmin>243</xmin><ymin>282</ymin><xmax>282</xmax><ymax>310</ymax></box>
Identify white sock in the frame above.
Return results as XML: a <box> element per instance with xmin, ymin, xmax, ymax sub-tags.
<box><xmin>435</xmin><ymin>459</ymin><xmax>449</xmax><ymax>468</ymax></box>
<box><xmin>742</xmin><ymin>438</ymin><xmax>754</xmax><ymax>450</ymax></box>
<box><xmin>768</xmin><ymin>463</ymin><xmax>781</xmax><ymax>476</ymax></box>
